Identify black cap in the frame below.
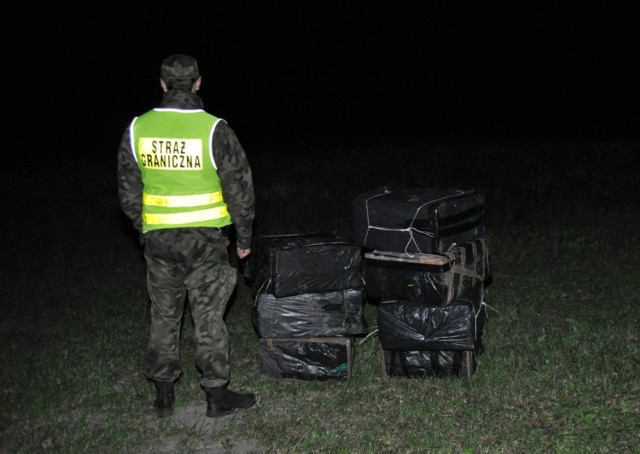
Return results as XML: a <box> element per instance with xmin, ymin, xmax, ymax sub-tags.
<box><xmin>160</xmin><ymin>54</ymin><xmax>200</xmax><ymax>85</ymax></box>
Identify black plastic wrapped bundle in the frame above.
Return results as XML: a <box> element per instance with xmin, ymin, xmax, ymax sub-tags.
<box><xmin>246</xmin><ymin>233</ymin><xmax>363</xmax><ymax>298</ymax></box>
<box><xmin>382</xmin><ymin>347</ymin><xmax>481</xmax><ymax>379</ymax></box>
<box><xmin>353</xmin><ymin>187</ymin><xmax>485</xmax><ymax>254</ymax></box>
<box><xmin>377</xmin><ymin>299</ymin><xmax>485</xmax><ymax>351</ymax></box>
<box><xmin>252</xmin><ymin>287</ymin><xmax>368</xmax><ymax>338</ymax></box>
<box><xmin>259</xmin><ymin>337</ymin><xmax>354</xmax><ymax>380</ymax></box>
<box><xmin>363</xmin><ymin>237</ymin><xmax>488</xmax><ymax>304</ymax></box>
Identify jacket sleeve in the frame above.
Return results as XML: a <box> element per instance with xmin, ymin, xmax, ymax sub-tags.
<box><xmin>117</xmin><ymin>125</ymin><xmax>144</xmax><ymax>233</ymax></box>
<box><xmin>212</xmin><ymin>121</ymin><xmax>256</xmax><ymax>249</ymax></box>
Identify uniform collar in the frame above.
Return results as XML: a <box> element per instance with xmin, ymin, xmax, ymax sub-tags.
<box><xmin>160</xmin><ymin>88</ymin><xmax>205</xmax><ymax>110</ymax></box>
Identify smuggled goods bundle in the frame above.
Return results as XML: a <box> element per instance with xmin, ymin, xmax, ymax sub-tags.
<box><xmin>246</xmin><ymin>233</ymin><xmax>363</xmax><ymax>298</ymax></box>
<box><xmin>352</xmin><ymin>187</ymin><xmax>485</xmax><ymax>254</ymax></box>
<box><xmin>377</xmin><ymin>298</ymin><xmax>486</xmax><ymax>379</ymax></box>
<box><xmin>246</xmin><ymin>233</ymin><xmax>368</xmax><ymax>380</ymax></box>
<box><xmin>353</xmin><ymin>187</ymin><xmax>491</xmax><ymax>379</ymax></box>
<box><xmin>259</xmin><ymin>337</ymin><xmax>354</xmax><ymax>380</ymax></box>
<box><xmin>363</xmin><ymin>237</ymin><xmax>489</xmax><ymax>304</ymax></box>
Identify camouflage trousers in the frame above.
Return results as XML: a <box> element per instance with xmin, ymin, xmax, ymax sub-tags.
<box><xmin>143</xmin><ymin>227</ymin><xmax>237</xmax><ymax>388</ymax></box>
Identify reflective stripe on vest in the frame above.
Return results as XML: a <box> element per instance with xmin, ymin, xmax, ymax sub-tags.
<box><xmin>143</xmin><ymin>206</ymin><xmax>230</xmax><ymax>226</ymax></box>
<box><xmin>143</xmin><ymin>191</ymin><xmax>224</xmax><ymax>207</ymax></box>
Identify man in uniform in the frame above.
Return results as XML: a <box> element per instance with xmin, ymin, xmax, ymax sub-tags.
<box><xmin>117</xmin><ymin>54</ymin><xmax>256</xmax><ymax>418</ymax></box>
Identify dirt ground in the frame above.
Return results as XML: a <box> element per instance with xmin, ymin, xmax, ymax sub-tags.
<box><xmin>138</xmin><ymin>401</ymin><xmax>265</xmax><ymax>454</ymax></box>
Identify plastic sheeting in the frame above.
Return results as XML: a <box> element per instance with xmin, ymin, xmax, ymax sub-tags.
<box><xmin>352</xmin><ymin>187</ymin><xmax>485</xmax><ymax>254</ymax></box>
<box><xmin>377</xmin><ymin>299</ymin><xmax>485</xmax><ymax>351</ymax></box>
<box><xmin>259</xmin><ymin>337</ymin><xmax>353</xmax><ymax>380</ymax></box>
<box><xmin>253</xmin><ymin>287</ymin><xmax>368</xmax><ymax>338</ymax></box>
<box><xmin>363</xmin><ymin>238</ymin><xmax>488</xmax><ymax>304</ymax></box>
<box><xmin>382</xmin><ymin>347</ymin><xmax>482</xmax><ymax>379</ymax></box>
<box><xmin>246</xmin><ymin>233</ymin><xmax>363</xmax><ymax>298</ymax></box>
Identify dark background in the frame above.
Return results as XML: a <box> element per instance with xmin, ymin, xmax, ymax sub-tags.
<box><xmin>10</xmin><ymin>2</ymin><xmax>640</xmax><ymax>152</ymax></box>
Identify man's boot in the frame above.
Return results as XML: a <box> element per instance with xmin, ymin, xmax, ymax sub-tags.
<box><xmin>153</xmin><ymin>381</ymin><xmax>175</xmax><ymax>418</ymax></box>
<box><xmin>203</xmin><ymin>385</ymin><xmax>256</xmax><ymax>417</ymax></box>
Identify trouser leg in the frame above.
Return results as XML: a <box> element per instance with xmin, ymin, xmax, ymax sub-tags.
<box><xmin>188</xmin><ymin>262</ymin><xmax>237</xmax><ymax>388</ymax></box>
<box><xmin>145</xmin><ymin>283</ymin><xmax>186</xmax><ymax>383</ymax></box>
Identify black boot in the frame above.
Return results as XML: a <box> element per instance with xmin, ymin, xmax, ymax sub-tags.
<box><xmin>153</xmin><ymin>381</ymin><xmax>175</xmax><ymax>418</ymax></box>
<box><xmin>203</xmin><ymin>385</ymin><xmax>256</xmax><ymax>417</ymax></box>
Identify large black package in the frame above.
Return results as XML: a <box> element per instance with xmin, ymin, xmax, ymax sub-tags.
<box><xmin>363</xmin><ymin>237</ymin><xmax>488</xmax><ymax>304</ymax></box>
<box><xmin>381</xmin><ymin>345</ymin><xmax>482</xmax><ymax>379</ymax></box>
<box><xmin>352</xmin><ymin>187</ymin><xmax>485</xmax><ymax>254</ymax></box>
<box><xmin>377</xmin><ymin>299</ymin><xmax>485</xmax><ymax>351</ymax></box>
<box><xmin>259</xmin><ymin>337</ymin><xmax>354</xmax><ymax>380</ymax></box>
<box><xmin>252</xmin><ymin>288</ymin><xmax>368</xmax><ymax>338</ymax></box>
<box><xmin>246</xmin><ymin>233</ymin><xmax>363</xmax><ymax>298</ymax></box>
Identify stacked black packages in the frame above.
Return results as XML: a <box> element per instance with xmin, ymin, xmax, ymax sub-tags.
<box><xmin>245</xmin><ymin>234</ymin><xmax>368</xmax><ymax>380</ymax></box>
<box><xmin>352</xmin><ymin>187</ymin><xmax>490</xmax><ymax>379</ymax></box>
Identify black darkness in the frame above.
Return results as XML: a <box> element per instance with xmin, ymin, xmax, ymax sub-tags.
<box><xmin>9</xmin><ymin>3</ymin><xmax>640</xmax><ymax>159</ymax></box>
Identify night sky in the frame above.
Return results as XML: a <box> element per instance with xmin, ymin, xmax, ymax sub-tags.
<box><xmin>11</xmin><ymin>3</ymin><xmax>640</xmax><ymax>153</ymax></box>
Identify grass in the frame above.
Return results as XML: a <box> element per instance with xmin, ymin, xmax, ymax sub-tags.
<box><xmin>1</xmin><ymin>131</ymin><xmax>639</xmax><ymax>453</ymax></box>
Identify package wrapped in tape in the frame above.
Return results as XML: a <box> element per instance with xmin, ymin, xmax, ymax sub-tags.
<box><xmin>353</xmin><ymin>187</ymin><xmax>485</xmax><ymax>254</ymax></box>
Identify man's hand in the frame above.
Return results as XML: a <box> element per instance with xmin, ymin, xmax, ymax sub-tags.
<box><xmin>237</xmin><ymin>247</ymin><xmax>251</xmax><ymax>259</ymax></box>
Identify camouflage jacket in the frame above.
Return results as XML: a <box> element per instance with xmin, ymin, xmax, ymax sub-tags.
<box><xmin>117</xmin><ymin>88</ymin><xmax>255</xmax><ymax>249</ymax></box>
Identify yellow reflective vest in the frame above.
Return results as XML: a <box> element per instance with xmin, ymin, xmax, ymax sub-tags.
<box><xmin>130</xmin><ymin>108</ymin><xmax>231</xmax><ymax>232</ymax></box>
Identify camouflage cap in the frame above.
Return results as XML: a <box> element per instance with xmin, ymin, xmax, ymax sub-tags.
<box><xmin>160</xmin><ymin>54</ymin><xmax>200</xmax><ymax>83</ymax></box>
